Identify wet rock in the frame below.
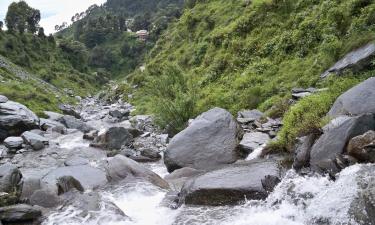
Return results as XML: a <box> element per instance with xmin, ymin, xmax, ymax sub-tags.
<box><xmin>0</xmin><ymin>101</ymin><xmax>39</xmax><ymax>141</ymax></box>
<box><xmin>105</xmin><ymin>155</ymin><xmax>169</xmax><ymax>189</ymax></box>
<box><xmin>310</xmin><ymin>115</ymin><xmax>375</xmax><ymax>174</ymax></box>
<box><xmin>347</xmin><ymin>130</ymin><xmax>375</xmax><ymax>163</ymax></box>
<box><xmin>239</xmin><ymin>132</ymin><xmax>270</xmax><ymax>154</ymax></box>
<box><xmin>0</xmin><ymin>204</ymin><xmax>42</xmax><ymax>222</ymax></box>
<box><xmin>4</xmin><ymin>136</ymin><xmax>24</xmax><ymax>150</ymax></box>
<box><xmin>41</xmin><ymin>165</ymin><xmax>108</xmax><ymax>194</ymax></box>
<box><xmin>30</xmin><ymin>189</ymin><xmax>60</xmax><ymax>208</ymax></box>
<box><xmin>160</xmin><ymin>191</ymin><xmax>180</xmax><ymax>209</ymax></box>
<box><xmin>0</xmin><ymin>95</ymin><xmax>8</xmax><ymax>103</ymax></box>
<box><xmin>58</xmin><ymin>115</ymin><xmax>94</xmax><ymax>133</ymax></box>
<box><xmin>40</xmin><ymin>118</ymin><xmax>67</xmax><ymax>134</ymax></box>
<box><xmin>328</xmin><ymin>77</ymin><xmax>375</xmax><ymax>117</ymax></box>
<box><xmin>164</xmin><ymin>108</ymin><xmax>243</xmax><ymax>172</ymax></box>
<box><xmin>59</xmin><ymin>104</ymin><xmax>81</xmax><ymax>119</ymax></box>
<box><xmin>293</xmin><ymin>134</ymin><xmax>317</xmax><ymax>170</ymax></box>
<box><xmin>20</xmin><ymin>178</ymin><xmax>41</xmax><ymax>201</ymax></box>
<box><xmin>91</xmin><ymin>127</ymin><xmax>133</xmax><ymax>150</ymax></box>
<box><xmin>64</xmin><ymin>156</ymin><xmax>90</xmax><ymax>166</ymax></box>
<box><xmin>83</xmin><ymin>130</ymin><xmax>98</xmax><ymax>141</ymax></box>
<box><xmin>321</xmin><ymin>43</ymin><xmax>375</xmax><ymax>78</ymax></box>
<box><xmin>0</xmin><ymin>163</ymin><xmax>22</xmax><ymax>194</ymax></box>
<box><xmin>165</xmin><ymin>167</ymin><xmax>203</xmax><ymax>191</ymax></box>
<box><xmin>21</xmin><ymin>131</ymin><xmax>49</xmax><ymax>151</ymax></box>
<box><xmin>179</xmin><ymin>160</ymin><xmax>280</xmax><ymax>206</ymax></box>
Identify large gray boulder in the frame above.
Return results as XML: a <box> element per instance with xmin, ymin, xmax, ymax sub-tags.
<box><xmin>293</xmin><ymin>134</ymin><xmax>317</xmax><ymax>170</ymax></box>
<box><xmin>0</xmin><ymin>101</ymin><xmax>39</xmax><ymax>141</ymax></box>
<box><xmin>58</xmin><ymin>104</ymin><xmax>81</xmax><ymax>119</ymax></box>
<box><xmin>58</xmin><ymin>115</ymin><xmax>93</xmax><ymax>133</ymax></box>
<box><xmin>179</xmin><ymin>160</ymin><xmax>280</xmax><ymax>206</ymax></box>
<box><xmin>4</xmin><ymin>136</ymin><xmax>24</xmax><ymax>150</ymax></box>
<box><xmin>310</xmin><ymin>115</ymin><xmax>375</xmax><ymax>174</ymax></box>
<box><xmin>21</xmin><ymin>131</ymin><xmax>49</xmax><ymax>150</ymax></box>
<box><xmin>105</xmin><ymin>155</ymin><xmax>169</xmax><ymax>189</ymax></box>
<box><xmin>329</xmin><ymin>77</ymin><xmax>375</xmax><ymax>117</ymax></box>
<box><xmin>321</xmin><ymin>43</ymin><xmax>375</xmax><ymax>78</ymax></box>
<box><xmin>91</xmin><ymin>127</ymin><xmax>133</xmax><ymax>150</ymax></box>
<box><xmin>0</xmin><ymin>204</ymin><xmax>41</xmax><ymax>222</ymax></box>
<box><xmin>0</xmin><ymin>163</ymin><xmax>22</xmax><ymax>194</ymax></box>
<box><xmin>164</xmin><ymin>108</ymin><xmax>243</xmax><ymax>172</ymax></box>
<box><xmin>41</xmin><ymin>165</ymin><xmax>108</xmax><ymax>194</ymax></box>
<box><xmin>165</xmin><ymin>167</ymin><xmax>203</xmax><ymax>191</ymax></box>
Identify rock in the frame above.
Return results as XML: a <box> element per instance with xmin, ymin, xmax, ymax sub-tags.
<box><xmin>41</xmin><ymin>165</ymin><xmax>108</xmax><ymax>194</ymax></box>
<box><xmin>20</xmin><ymin>178</ymin><xmax>40</xmax><ymax>201</ymax></box>
<box><xmin>83</xmin><ymin>130</ymin><xmax>98</xmax><ymax>140</ymax></box>
<box><xmin>58</xmin><ymin>115</ymin><xmax>94</xmax><ymax>133</ymax></box>
<box><xmin>40</xmin><ymin>118</ymin><xmax>67</xmax><ymax>134</ymax></box>
<box><xmin>4</xmin><ymin>137</ymin><xmax>24</xmax><ymax>150</ymax></box>
<box><xmin>30</xmin><ymin>189</ymin><xmax>60</xmax><ymax>208</ymax></box>
<box><xmin>105</xmin><ymin>155</ymin><xmax>169</xmax><ymax>189</ymax></box>
<box><xmin>310</xmin><ymin>115</ymin><xmax>375</xmax><ymax>174</ymax></box>
<box><xmin>59</xmin><ymin>104</ymin><xmax>81</xmax><ymax>119</ymax></box>
<box><xmin>160</xmin><ymin>191</ymin><xmax>180</xmax><ymax>209</ymax></box>
<box><xmin>0</xmin><ymin>164</ymin><xmax>22</xmax><ymax>194</ymax></box>
<box><xmin>321</xmin><ymin>43</ymin><xmax>375</xmax><ymax>78</ymax></box>
<box><xmin>165</xmin><ymin>167</ymin><xmax>203</xmax><ymax>191</ymax></box>
<box><xmin>179</xmin><ymin>160</ymin><xmax>280</xmax><ymax>206</ymax></box>
<box><xmin>347</xmin><ymin>130</ymin><xmax>375</xmax><ymax>163</ymax></box>
<box><xmin>328</xmin><ymin>77</ymin><xmax>375</xmax><ymax>117</ymax></box>
<box><xmin>239</xmin><ymin>132</ymin><xmax>270</xmax><ymax>154</ymax></box>
<box><xmin>0</xmin><ymin>95</ymin><xmax>8</xmax><ymax>103</ymax></box>
<box><xmin>237</xmin><ymin>109</ymin><xmax>264</xmax><ymax>122</ymax></box>
<box><xmin>0</xmin><ymin>101</ymin><xmax>39</xmax><ymax>141</ymax></box>
<box><xmin>91</xmin><ymin>127</ymin><xmax>133</xmax><ymax>150</ymax></box>
<box><xmin>292</xmin><ymin>92</ymin><xmax>312</xmax><ymax>100</ymax></box>
<box><xmin>164</xmin><ymin>108</ymin><xmax>243</xmax><ymax>172</ymax></box>
<box><xmin>127</xmin><ymin>127</ymin><xmax>143</xmax><ymax>138</ymax></box>
<box><xmin>64</xmin><ymin>156</ymin><xmax>90</xmax><ymax>166</ymax></box>
<box><xmin>44</xmin><ymin>111</ymin><xmax>64</xmax><ymax>121</ymax></box>
<box><xmin>0</xmin><ymin>204</ymin><xmax>41</xmax><ymax>222</ymax></box>
<box><xmin>21</xmin><ymin>131</ymin><xmax>49</xmax><ymax>151</ymax></box>
<box><xmin>109</xmin><ymin>109</ymin><xmax>129</xmax><ymax>120</ymax></box>
<box><xmin>293</xmin><ymin>134</ymin><xmax>317</xmax><ymax>170</ymax></box>
<box><xmin>130</xmin><ymin>115</ymin><xmax>153</xmax><ymax>131</ymax></box>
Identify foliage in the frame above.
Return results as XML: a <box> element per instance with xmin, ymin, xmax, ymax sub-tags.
<box><xmin>5</xmin><ymin>1</ymin><xmax>40</xmax><ymax>34</ymax></box>
<box><xmin>131</xmin><ymin>0</ymin><xmax>375</xmax><ymax>135</ymax></box>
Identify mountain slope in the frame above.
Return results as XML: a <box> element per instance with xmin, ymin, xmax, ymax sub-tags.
<box><xmin>129</xmin><ymin>0</ymin><xmax>375</xmax><ymax>140</ymax></box>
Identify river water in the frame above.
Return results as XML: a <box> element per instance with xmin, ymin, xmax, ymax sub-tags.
<box><xmin>42</xmin><ymin>100</ymin><xmax>371</xmax><ymax>225</ymax></box>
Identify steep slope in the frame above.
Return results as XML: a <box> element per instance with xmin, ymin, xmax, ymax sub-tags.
<box><xmin>129</xmin><ymin>0</ymin><xmax>375</xmax><ymax>140</ymax></box>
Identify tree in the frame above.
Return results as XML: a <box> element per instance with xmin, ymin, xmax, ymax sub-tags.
<box><xmin>0</xmin><ymin>21</ymin><xmax>3</xmax><ymax>31</ymax></box>
<box><xmin>37</xmin><ymin>27</ymin><xmax>45</xmax><ymax>37</ymax></box>
<box><xmin>5</xmin><ymin>1</ymin><xmax>41</xmax><ymax>34</ymax></box>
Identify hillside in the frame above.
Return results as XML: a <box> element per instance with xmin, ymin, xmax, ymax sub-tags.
<box><xmin>129</xmin><ymin>0</ymin><xmax>375</xmax><ymax>145</ymax></box>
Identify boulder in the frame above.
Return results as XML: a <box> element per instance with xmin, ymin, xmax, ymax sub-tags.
<box><xmin>64</xmin><ymin>156</ymin><xmax>90</xmax><ymax>166</ymax></box>
<box><xmin>44</xmin><ymin>111</ymin><xmax>64</xmax><ymax>121</ymax></box>
<box><xmin>0</xmin><ymin>95</ymin><xmax>8</xmax><ymax>103</ymax></box>
<box><xmin>21</xmin><ymin>131</ymin><xmax>49</xmax><ymax>150</ymax></box>
<box><xmin>164</xmin><ymin>108</ymin><xmax>243</xmax><ymax>172</ymax></box>
<box><xmin>83</xmin><ymin>130</ymin><xmax>98</xmax><ymax>140</ymax></box>
<box><xmin>179</xmin><ymin>160</ymin><xmax>280</xmax><ymax>206</ymax></box>
<box><xmin>239</xmin><ymin>132</ymin><xmax>270</xmax><ymax>154</ymax></box>
<box><xmin>40</xmin><ymin>118</ymin><xmax>67</xmax><ymax>134</ymax></box>
<box><xmin>321</xmin><ymin>43</ymin><xmax>375</xmax><ymax>78</ymax></box>
<box><xmin>0</xmin><ymin>204</ymin><xmax>41</xmax><ymax>222</ymax></box>
<box><xmin>105</xmin><ymin>155</ymin><xmax>169</xmax><ymax>189</ymax></box>
<box><xmin>347</xmin><ymin>130</ymin><xmax>375</xmax><ymax>163</ymax></box>
<box><xmin>20</xmin><ymin>178</ymin><xmax>41</xmax><ymax>201</ymax></box>
<box><xmin>41</xmin><ymin>165</ymin><xmax>108</xmax><ymax>194</ymax></box>
<box><xmin>237</xmin><ymin>109</ymin><xmax>264</xmax><ymax>123</ymax></box>
<box><xmin>4</xmin><ymin>136</ymin><xmax>24</xmax><ymax>150</ymax></box>
<box><xmin>328</xmin><ymin>77</ymin><xmax>375</xmax><ymax>117</ymax></box>
<box><xmin>165</xmin><ymin>167</ymin><xmax>203</xmax><ymax>191</ymax></box>
<box><xmin>91</xmin><ymin>127</ymin><xmax>133</xmax><ymax>150</ymax></box>
<box><xmin>58</xmin><ymin>104</ymin><xmax>81</xmax><ymax>119</ymax></box>
<box><xmin>293</xmin><ymin>134</ymin><xmax>317</xmax><ymax>170</ymax></box>
<box><xmin>310</xmin><ymin>115</ymin><xmax>375</xmax><ymax>174</ymax></box>
<box><xmin>0</xmin><ymin>101</ymin><xmax>39</xmax><ymax>141</ymax></box>
<box><xmin>58</xmin><ymin>115</ymin><xmax>94</xmax><ymax>133</ymax></box>
<box><xmin>0</xmin><ymin>164</ymin><xmax>22</xmax><ymax>194</ymax></box>
<box><xmin>30</xmin><ymin>189</ymin><xmax>60</xmax><ymax>208</ymax></box>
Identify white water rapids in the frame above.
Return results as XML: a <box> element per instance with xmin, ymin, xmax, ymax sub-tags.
<box><xmin>44</xmin><ymin>161</ymin><xmax>366</xmax><ymax>225</ymax></box>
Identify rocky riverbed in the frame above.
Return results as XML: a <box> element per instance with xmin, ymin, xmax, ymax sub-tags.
<box><xmin>0</xmin><ymin>77</ymin><xmax>375</xmax><ymax>225</ymax></box>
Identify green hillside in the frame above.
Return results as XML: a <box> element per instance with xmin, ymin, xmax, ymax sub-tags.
<box><xmin>130</xmin><ymin>0</ymin><xmax>375</xmax><ymax>147</ymax></box>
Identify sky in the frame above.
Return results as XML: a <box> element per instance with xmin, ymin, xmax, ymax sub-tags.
<box><xmin>0</xmin><ymin>0</ymin><xmax>107</xmax><ymax>34</ymax></box>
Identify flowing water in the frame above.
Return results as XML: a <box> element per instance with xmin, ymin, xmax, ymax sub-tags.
<box><xmin>42</xmin><ymin>100</ymin><xmax>371</xmax><ymax>225</ymax></box>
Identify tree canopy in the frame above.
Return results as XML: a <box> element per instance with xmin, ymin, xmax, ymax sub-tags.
<box><xmin>5</xmin><ymin>1</ymin><xmax>41</xmax><ymax>34</ymax></box>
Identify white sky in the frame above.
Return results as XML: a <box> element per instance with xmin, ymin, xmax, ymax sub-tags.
<box><xmin>0</xmin><ymin>0</ymin><xmax>107</xmax><ymax>34</ymax></box>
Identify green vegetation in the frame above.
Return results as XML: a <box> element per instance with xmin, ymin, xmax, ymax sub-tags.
<box><xmin>129</xmin><ymin>0</ymin><xmax>375</xmax><ymax>138</ymax></box>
